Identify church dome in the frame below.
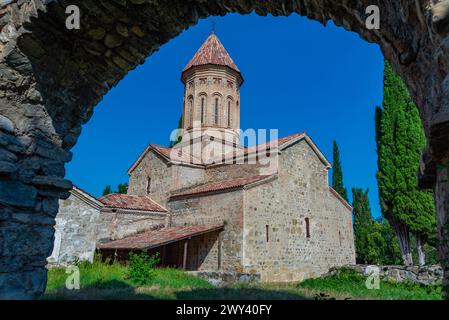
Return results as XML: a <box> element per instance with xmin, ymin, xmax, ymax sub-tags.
<box><xmin>182</xmin><ymin>32</ymin><xmax>242</xmax><ymax>81</ymax></box>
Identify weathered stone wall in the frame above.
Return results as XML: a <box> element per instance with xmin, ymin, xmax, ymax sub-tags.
<box><xmin>328</xmin><ymin>264</ymin><xmax>444</xmax><ymax>286</ymax></box>
<box><xmin>48</xmin><ymin>194</ymin><xmax>99</xmax><ymax>266</ymax></box>
<box><xmin>96</xmin><ymin>210</ymin><xmax>166</xmax><ymax>243</ymax></box>
<box><xmin>168</xmin><ymin>190</ymin><xmax>244</xmax><ymax>272</ymax></box>
<box><xmin>185</xmin><ymin>230</ymin><xmax>221</xmax><ymax>271</ymax></box>
<box><xmin>242</xmin><ymin>139</ymin><xmax>355</xmax><ymax>282</ymax></box>
<box><xmin>49</xmin><ymin>191</ymin><xmax>167</xmax><ymax>265</ymax></box>
<box><xmin>205</xmin><ymin>163</ymin><xmax>262</xmax><ymax>183</ymax></box>
<box><xmin>171</xmin><ymin>164</ymin><xmax>205</xmax><ymax>191</ymax></box>
<box><xmin>188</xmin><ymin>271</ymin><xmax>261</xmax><ymax>287</ymax></box>
<box><xmin>1</xmin><ymin>0</ymin><xmax>449</xmax><ymax>299</ymax></box>
<box><xmin>127</xmin><ymin>150</ymin><xmax>172</xmax><ymax>206</ymax></box>
<box><xmin>128</xmin><ymin>148</ymin><xmax>206</xmax><ymax>203</ymax></box>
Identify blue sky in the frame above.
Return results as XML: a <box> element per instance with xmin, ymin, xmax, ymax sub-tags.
<box><xmin>66</xmin><ymin>13</ymin><xmax>384</xmax><ymax>218</ymax></box>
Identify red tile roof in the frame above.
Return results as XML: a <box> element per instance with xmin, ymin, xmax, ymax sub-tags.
<box><xmin>97</xmin><ymin>224</ymin><xmax>224</xmax><ymax>250</ymax></box>
<box><xmin>183</xmin><ymin>33</ymin><xmax>240</xmax><ymax>74</ymax></box>
<box><xmin>170</xmin><ymin>174</ymin><xmax>275</xmax><ymax>200</ymax></box>
<box><xmin>99</xmin><ymin>194</ymin><xmax>167</xmax><ymax>213</ymax></box>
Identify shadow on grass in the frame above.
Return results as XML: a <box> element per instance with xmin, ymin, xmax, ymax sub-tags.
<box><xmin>44</xmin><ymin>280</ymin><xmax>310</xmax><ymax>300</ymax></box>
<box><xmin>175</xmin><ymin>287</ymin><xmax>310</xmax><ymax>300</ymax></box>
<box><xmin>44</xmin><ymin>280</ymin><xmax>156</xmax><ymax>300</ymax></box>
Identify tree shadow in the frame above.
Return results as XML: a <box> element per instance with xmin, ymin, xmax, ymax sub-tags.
<box><xmin>175</xmin><ymin>287</ymin><xmax>311</xmax><ymax>300</ymax></box>
<box><xmin>43</xmin><ymin>280</ymin><xmax>158</xmax><ymax>300</ymax></box>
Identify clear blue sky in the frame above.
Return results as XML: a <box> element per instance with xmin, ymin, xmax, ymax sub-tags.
<box><xmin>66</xmin><ymin>13</ymin><xmax>384</xmax><ymax>218</ymax></box>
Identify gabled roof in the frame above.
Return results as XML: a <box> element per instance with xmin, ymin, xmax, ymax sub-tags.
<box><xmin>70</xmin><ymin>185</ymin><xmax>103</xmax><ymax>209</ymax></box>
<box><xmin>183</xmin><ymin>33</ymin><xmax>241</xmax><ymax>75</ymax></box>
<box><xmin>209</xmin><ymin>132</ymin><xmax>331</xmax><ymax>168</ymax></box>
<box><xmin>127</xmin><ymin>143</ymin><xmax>203</xmax><ymax>174</ymax></box>
<box><xmin>170</xmin><ymin>174</ymin><xmax>277</xmax><ymax>200</ymax></box>
<box><xmin>97</xmin><ymin>224</ymin><xmax>224</xmax><ymax>251</ymax></box>
<box><xmin>99</xmin><ymin>193</ymin><xmax>168</xmax><ymax>213</ymax></box>
<box><xmin>128</xmin><ymin>132</ymin><xmax>331</xmax><ymax>173</ymax></box>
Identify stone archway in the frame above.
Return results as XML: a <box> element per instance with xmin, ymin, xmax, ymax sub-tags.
<box><xmin>0</xmin><ymin>0</ymin><xmax>448</xmax><ymax>299</ymax></box>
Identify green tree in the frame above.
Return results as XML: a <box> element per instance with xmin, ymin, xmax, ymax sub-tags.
<box><xmin>371</xmin><ymin>218</ymin><xmax>402</xmax><ymax>265</ymax></box>
<box><xmin>169</xmin><ymin>115</ymin><xmax>183</xmax><ymax>147</ymax></box>
<box><xmin>376</xmin><ymin>61</ymin><xmax>436</xmax><ymax>266</ymax></box>
<box><xmin>352</xmin><ymin>188</ymin><xmax>373</xmax><ymax>264</ymax></box>
<box><xmin>102</xmin><ymin>185</ymin><xmax>113</xmax><ymax>196</ymax></box>
<box><xmin>332</xmin><ymin>141</ymin><xmax>348</xmax><ymax>201</ymax></box>
<box><xmin>117</xmin><ymin>183</ymin><xmax>128</xmax><ymax>194</ymax></box>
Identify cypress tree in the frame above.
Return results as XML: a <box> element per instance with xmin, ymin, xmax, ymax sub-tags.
<box><xmin>332</xmin><ymin>140</ymin><xmax>348</xmax><ymax>201</ymax></box>
<box><xmin>117</xmin><ymin>183</ymin><xmax>128</xmax><ymax>194</ymax></box>
<box><xmin>102</xmin><ymin>185</ymin><xmax>112</xmax><ymax>196</ymax></box>
<box><xmin>376</xmin><ymin>61</ymin><xmax>436</xmax><ymax>266</ymax></box>
<box><xmin>352</xmin><ymin>188</ymin><xmax>373</xmax><ymax>264</ymax></box>
<box><xmin>169</xmin><ymin>115</ymin><xmax>183</xmax><ymax>147</ymax></box>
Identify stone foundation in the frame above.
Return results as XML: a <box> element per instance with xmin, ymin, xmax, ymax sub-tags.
<box><xmin>327</xmin><ymin>265</ymin><xmax>444</xmax><ymax>286</ymax></box>
<box><xmin>188</xmin><ymin>271</ymin><xmax>261</xmax><ymax>287</ymax></box>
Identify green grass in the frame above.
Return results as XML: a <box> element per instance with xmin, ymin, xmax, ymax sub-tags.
<box><xmin>44</xmin><ymin>262</ymin><xmax>443</xmax><ymax>300</ymax></box>
<box><xmin>297</xmin><ymin>267</ymin><xmax>443</xmax><ymax>300</ymax></box>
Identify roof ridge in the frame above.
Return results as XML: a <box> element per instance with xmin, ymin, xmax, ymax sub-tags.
<box><xmin>170</xmin><ymin>174</ymin><xmax>275</xmax><ymax>199</ymax></box>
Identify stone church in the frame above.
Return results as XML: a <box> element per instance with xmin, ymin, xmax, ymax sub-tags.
<box><xmin>49</xmin><ymin>33</ymin><xmax>355</xmax><ymax>282</ymax></box>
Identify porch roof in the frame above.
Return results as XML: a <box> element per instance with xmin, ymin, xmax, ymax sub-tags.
<box><xmin>97</xmin><ymin>224</ymin><xmax>223</xmax><ymax>251</ymax></box>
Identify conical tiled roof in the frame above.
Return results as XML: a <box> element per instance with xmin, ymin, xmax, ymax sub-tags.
<box><xmin>183</xmin><ymin>33</ymin><xmax>240</xmax><ymax>74</ymax></box>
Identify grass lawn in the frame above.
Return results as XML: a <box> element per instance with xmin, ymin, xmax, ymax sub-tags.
<box><xmin>44</xmin><ymin>261</ymin><xmax>443</xmax><ymax>300</ymax></box>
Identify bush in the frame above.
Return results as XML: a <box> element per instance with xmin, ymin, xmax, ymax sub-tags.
<box><xmin>127</xmin><ymin>252</ymin><xmax>160</xmax><ymax>286</ymax></box>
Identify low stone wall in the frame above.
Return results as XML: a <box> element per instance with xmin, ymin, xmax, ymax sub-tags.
<box><xmin>188</xmin><ymin>271</ymin><xmax>261</xmax><ymax>287</ymax></box>
<box><xmin>328</xmin><ymin>265</ymin><xmax>443</xmax><ymax>286</ymax></box>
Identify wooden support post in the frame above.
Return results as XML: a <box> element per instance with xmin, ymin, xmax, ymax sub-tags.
<box><xmin>218</xmin><ymin>231</ymin><xmax>222</xmax><ymax>271</ymax></box>
<box><xmin>162</xmin><ymin>245</ymin><xmax>166</xmax><ymax>266</ymax></box>
<box><xmin>182</xmin><ymin>239</ymin><xmax>189</xmax><ymax>270</ymax></box>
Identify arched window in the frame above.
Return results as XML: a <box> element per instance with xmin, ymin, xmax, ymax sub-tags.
<box><xmin>305</xmin><ymin>217</ymin><xmax>311</xmax><ymax>238</ymax></box>
<box><xmin>227</xmin><ymin>100</ymin><xmax>231</xmax><ymax>127</ymax></box>
<box><xmin>214</xmin><ymin>97</ymin><xmax>219</xmax><ymax>125</ymax></box>
<box><xmin>188</xmin><ymin>96</ymin><xmax>194</xmax><ymax>128</ymax></box>
<box><xmin>146</xmin><ymin>177</ymin><xmax>151</xmax><ymax>195</ymax></box>
<box><xmin>201</xmin><ymin>97</ymin><xmax>205</xmax><ymax>124</ymax></box>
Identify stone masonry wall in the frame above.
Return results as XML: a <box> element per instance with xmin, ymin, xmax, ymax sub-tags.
<box><xmin>96</xmin><ymin>211</ymin><xmax>166</xmax><ymax>243</ymax></box>
<box><xmin>330</xmin><ymin>264</ymin><xmax>444</xmax><ymax>286</ymax></box>
<box><xmin>49</xmin><ymin>192</ymin><xmax>167</xmax><ymax>265</ymax></box>
<box><xmin>242</xmin><ymin>139</ymin><xmax>355</xmax><ymax>282</ymax></box>
<box><xmin>128</xmin><ymin>148</ymin><xmax>206</xmax><ymax>204</ymax></box>
<box><xmin>127</xmin><ymin>150</ymin><xmax>172</xmax><ymax>206</ymax></box>
<box><xmin>168</xmin><ymin>190</ymin><xmax>244</xmax><ymax>272</ymax></box>
<box><xmin>48</xmin><ymin>194</ymin><xmax>99</xmax><ymax>266</ymax></box>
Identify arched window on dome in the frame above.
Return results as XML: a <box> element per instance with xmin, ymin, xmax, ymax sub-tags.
<box><xmin>212</xmin><ymin>93</ymin><xmax>222</xmax><ymax>126</ymax></box>
<box><xmin>198</xmin><ymin>93</ymin><xmax>207</xmax><ymax>125</ymax></box>
<box><xmin>226</xmin><ymin>97</ymin><xmax>234</xmax><ymax>128</ymax></box>
<box><xmin>187</xmin><ymin>96</ymin><xmax>194</xmax><ymax>128</ymax></box>
<box><xmin>214</xmin><ymin>97</ymin><xmax>219</xmax><ymax>125</ymax></box>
